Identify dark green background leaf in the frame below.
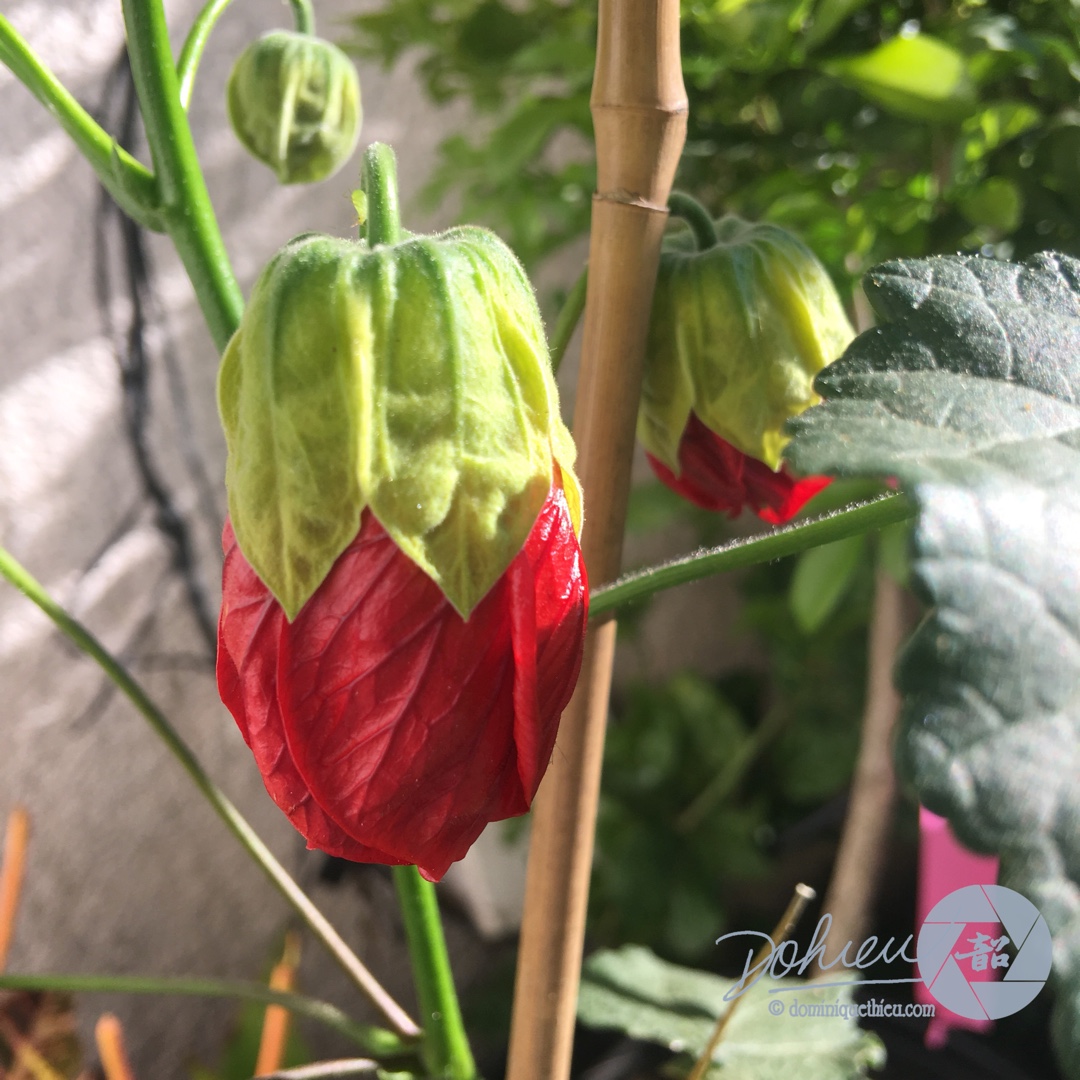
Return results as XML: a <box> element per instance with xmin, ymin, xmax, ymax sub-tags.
<box><xmin>786</xmin><ymin>251</ymin><xmax>1080</xmax><ymax>1077</ymax></box>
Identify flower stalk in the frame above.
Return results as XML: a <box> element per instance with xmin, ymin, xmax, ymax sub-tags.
<box><xmin>122</xmin><ymin>0</ymin><xmax>242</xmax><ymax>350</ymax></box>
<box><xmin>392</xmin><ymin>867</ymin><xmax>477</xmax><ymax>1080</ymax></box>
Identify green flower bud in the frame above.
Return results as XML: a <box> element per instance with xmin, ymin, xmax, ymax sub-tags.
<box><xmin>639</xmin><ymin>213</ymin><xmax>855</xmax><ymax>472</ymax></box>
<box><xmin>219</xmin><ymin>148</ymin><xmax>580</xmax><ymax>620</ymax></box>
<box><xmin>227</xmin><ymin>30</ymin><xmax>362</xmax><ymax>184</ymax></box>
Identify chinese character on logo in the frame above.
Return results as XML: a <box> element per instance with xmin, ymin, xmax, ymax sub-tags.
<box><xmin>954</xmin><ymin>931</ymin><xmax>1011</xmax><ymax>972</ymax></box>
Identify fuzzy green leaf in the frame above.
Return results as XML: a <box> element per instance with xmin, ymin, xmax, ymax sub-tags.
<box><xmin>786</xmin><ymin>251</ymin><xmax>1080</xmax><ymax>1076</ymax></box>
<box><xmin>360</xmin><ymin>228</ymin><xmax>564</xmax><ymax>617</ymax></box>
<box><xmin>577</xmin><ymin>945</ymin><xmax>885</xmax><ymax>1078</ymax></box>
<box><xmin>219</xmin><ymin>238</ymin><xmax>366</xmax><ymax>621</ymax></box>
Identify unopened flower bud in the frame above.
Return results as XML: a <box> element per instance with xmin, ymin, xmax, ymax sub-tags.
<box><xmin>227</xmin><ymin>30</ymin><xmax>362</xmax><ymax>184</ymax></box>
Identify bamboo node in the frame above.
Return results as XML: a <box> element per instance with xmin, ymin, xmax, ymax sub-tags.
<box><xmin>596</xmin><ymin>189</ymin><xmax>670</xmax><ymax>211</ymax></box>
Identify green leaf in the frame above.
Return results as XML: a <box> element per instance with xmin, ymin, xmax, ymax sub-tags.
<box><xmin>958</xmin><ymin>177</ymin><xmax>1023</xmax><ymax>232</ymax></box>
<box><xmin>577</xmin><ymin>945</ymin><xmax>885</xmax><ymax>1077</ymax></box>
<box><xmin>786</xmin><ymin>251</ymin><xmax>1080</xmax><ymax>1076</ymax></box>
<box><xmin>824</xmin><ymin>34</ymin><xmax>976</xmax><ymax>122</ymax></box>
<box><xmin>789</xmin><ymin>532</ymin><xmax>867</xmax><ymax>632</ymax></box>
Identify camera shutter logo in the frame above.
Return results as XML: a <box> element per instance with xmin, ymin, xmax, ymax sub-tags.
<box><xmin>917</xmin><ymin>884</ymin><xmax>1052</xmax><ymax>1020</ymax></box>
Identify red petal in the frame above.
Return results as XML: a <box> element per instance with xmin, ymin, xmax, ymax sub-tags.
<box><xmin>218</xmin><ymin>522</ymin><xmax>401</xmax><ymax>864</ymax></box>
<box><xmin>217</xmin><ymin>479</ymin><xmax>587</xmax><ymax>882</ymax></box>
<box><xmin>647</xmin><ymin>413</ymin><xmax>830</xmax><ymax>524</ymax></box>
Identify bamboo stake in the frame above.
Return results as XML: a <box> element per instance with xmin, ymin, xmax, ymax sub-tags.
<box><xmin>687</xmin><ymin>884</ymin><xmax>816</xmax><ymax>1080</ymax></box>
<box><xmin>506</xmin><ymin>6</ymin><xmax>686</xmax><ymax>1080</ymax></box>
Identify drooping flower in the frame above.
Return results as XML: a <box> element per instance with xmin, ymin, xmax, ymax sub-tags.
<box><xmin>215</xmin><ymin>144</ymin><xmax>586</xmax><ymax>879</ymax></box>
<box><xmin>639</xmin><ymin>207</ymin><xmax>854</xmax><ymax>523</ymax></box>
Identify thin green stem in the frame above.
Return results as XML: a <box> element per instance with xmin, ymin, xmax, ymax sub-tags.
<box><xmin>590</xmin><ymin>492</ymin><xmax>915</xmax><ymax>618</ymax></box>
<box><xmin>550</xmin><ymin>265</ymin><xmax>588</xmax><ymax>375</ymax></box>
<box><xmin>668</xmin><ymin>191</ymin><xmax>719</xmax><ymax>251</ymax></box>
<box><xmin>362</xmin><ymin>143</ymin><xmax>403</xmax><ymax>246</ymax></box>
<box><xmin>0</xmin><ymin>546</ymin><xmax>420</xmax><ymax>1041</ymax></box>
<box><xmin>675</xmin><ymin>706</ymin><xmax>788</xmax><ymax>833</ymax></box>
<box><xmin>176</xmin><ymin>0</ymin><xmax>235</xmax><ymax>110</ymax></box>
<box><xmin>392</xmin><ymin>867</ymin><xmax>477</xmax><ymax>1080</ymax></box>
<box><xmin>0</xmin><ymin>973</ymin><xmax>410</xmax><ymax>1056</ymax></box>
<box><xmin>122</xmin><ymin>0</ymin><xmax>243</xmax><ymax>351</ymax></box>
<box><xmin>289</xmin><ymin>0</ymin><xmax>317</xmax><ymax>35</ymax></box>
<box><xmin>175</xmin><ymin>0</ymin><xmax>315</xmax><ymax>110</ymax></box>
<box><xmin>0</xmin><ymin>14</ymin><xmax>161</xmax><ymax>230</ymax></box>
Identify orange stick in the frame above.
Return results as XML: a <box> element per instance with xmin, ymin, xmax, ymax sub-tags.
<box><xmin>254</xmin><ymin>933</ymin><xmax>300</xmax><ymax>1077</ymax></box>
<box><xmin>94</xmin><ymin>1014</ymin><xmax>136</xmax><ymax>1080</ymax></box>
<box><xmin>0</xmin><ymin>807</ymin><xmax>30</xmax><ymax>973</ymax></box>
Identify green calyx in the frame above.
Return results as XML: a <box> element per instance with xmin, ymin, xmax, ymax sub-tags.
<box><xmin>639</xmin><ymin>206</ymin><xmax>855</xmax><ymax>473</ymax></box>
<box><xmin>219</xmin><ymin>144</ymin><xmax>580</xmax><ymax>620</ymax></box>
<box><xmin>227</xmin><ymin>30</ymin><xmax>362</xmax><ymax>184</ymax></box>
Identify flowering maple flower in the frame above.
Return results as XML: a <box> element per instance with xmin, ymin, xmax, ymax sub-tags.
<box><xmin>215</xmin><ymin>145</ymin><xmax>587</xmax><ymax>880</ymax></box>
<box><xmin>218</xmin><ymin>475</ymin><xmax>586</xmax><ymax>882</ymax></box>
<box><xmin>638</xmin><ymin>206</ymin><xmax>853</xmax><ymax>524</ymax></box>
<box><xmin>646</xmin><ymin>412</ymin><xmax>830</xmax><ymax>524</ymax></box>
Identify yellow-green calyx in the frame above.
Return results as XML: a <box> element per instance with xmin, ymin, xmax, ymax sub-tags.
<box><xmin>227</xmin><ymin>30</ymin><xmax>362</xmax><ymax>184</ymax></box>
<box><xmin>218</xmin><ymin>146</ymin><xmax>580</xmax><ymax>620</ymax></box>
<box><xmin>639</xmin><ymin>212</ymin><xmax>855</xmax><ymax>473</ymax></box>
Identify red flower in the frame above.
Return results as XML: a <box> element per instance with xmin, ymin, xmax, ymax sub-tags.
<box><xmin>646</xmin><ymin>413</ymin><xmax>829</xmax><ymax>525</ymax></box>
<box><xmin>217</xmin><ymin>477</ymin><xmax>587</xmax><ymax>882</ymax></box>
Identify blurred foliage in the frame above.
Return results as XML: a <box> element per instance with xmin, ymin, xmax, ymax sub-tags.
<box><xmin>588</xmin><ymin>482</ymin><xmax>888</xmax><ymax>963</ymax></box>
<box><xmin>348</xmin><ymin>0</ymin><xmax>1080</xmax><ymax>284</ymax></box>
<box><xmin>0</xmin><ymin>991</ymin><xmax>82</xmax><ymax>1078</ymax></box>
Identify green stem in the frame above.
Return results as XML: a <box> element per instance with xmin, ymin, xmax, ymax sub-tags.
<box><xmin>590</xmin><ymin>492</ymin><xmax>914</xmax><ymax>618</ymax></box>
<box><xmin>362</xmin><ymin>143</ymin><xmax>403</xmax><ymax>246</ymax></box>
<box><xmin>0</xmin><ymin>545</ymin><xmax>420</xmax><ymax>1041</ymax></box>
<box><xmin>177</xmin><ymin>0</ymin><xmax>316</xmax><ymax>112</ymax></box>
<box><xmin>0</xmin><ymin>973</ymin><xmax>410</xmax><ymax>1056</ymax></box>
<box><xmin>668</xmin><ymin>191</ymin><xmax>719</xmax><ymax>250</ymax></box>
<box><xmin>289</xmin><ymin>0</ymin><xmax>317</xmax><ymax>35</ymax></box>
<box><xmin>675</xmin><ymin>706</ymin><xmax>788</xmax><ymax>833</ymax></box>
<box><xmin>549</xmin><ymin>265</ymin><xmax>588</xmax><ymax>375</ymax></box>
<box><xmin>122</xmin><ymin>0</ymin><xmax>243</xmax><ymax>351</ymax></box>
<box><xmin>0</xmin><ymin>14</ymin><xmax>161</xmax><ymax>230</ymax></box>
<box><xmin>176</xmin><ymin>0</ymin><xmax>235</xmax><ymax>110</ymax></box>
<box><xmin>392</xmin><ymin>867</ymin><xmax>477</xmax><ymax>1080</ymax></box>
